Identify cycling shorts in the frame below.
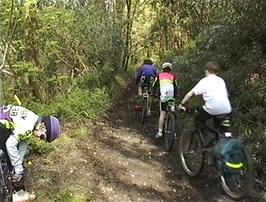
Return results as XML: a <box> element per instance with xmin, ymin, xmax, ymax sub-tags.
<box><xmin>160</xmin><ymin>102</ymin><xmax>168</xmax><ymax>111</ymax></box>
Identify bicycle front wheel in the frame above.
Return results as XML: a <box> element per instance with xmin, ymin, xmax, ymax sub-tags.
<box><xmin>164</xmin><ymin>113</ymin><xmax>176</xmax><ymax>152</ymax></box>
<box><xmin>179</xmin><ymin>130</ymin><xmax>204</xmax><ymax>176</ymax></box>
<box><xmin>220</xmin><ymin>144</ymin><xmax>254</xmax><ymax>200</ymax></box>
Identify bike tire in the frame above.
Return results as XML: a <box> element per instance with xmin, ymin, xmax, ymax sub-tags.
<box><xmin>164</xmin><ymin>113</ymin><xmax>175</xmax><ymax>152</ymax></box>
<box><xmin>0</xmin><ymin>161</ymin><xmax>12</xmax><ymax>202</ymax></box>
<box><xmin>141</xmin><ymin>97</ymin><xmax>147</xmax><ymax>124</ymax></box>
<box><xmin>220</xmin><ymin>144</ymin><xmax>254</xmax><ymax>200</ymax></box>
<box><xmin>179</xmin><ymin>130</ymin><xmax>204</xmax><ymax>176</ymax></box>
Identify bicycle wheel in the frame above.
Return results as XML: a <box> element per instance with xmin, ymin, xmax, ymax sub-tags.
<box><xmin>164</xmin><ymin>113</ymin><xmax>175</xmax><ymax>152</ymax></box>
<box><xmin>220</xmin><ymin>144</ymin><xmax>254</xmax><ymax>199</ymax></box>
<box><xmin>179</xmin><ymin>130</ymin><xmax>204</xmax><ymax>176</ymax></box>
<box><xmin>0</xmin><ymin>162</ymin><xmax>12</xmax><ymax>202</ymax></box>
<box><xmin>141</xmin><ymin>97</ymin><xmax>147</xmax><ymax>124</ymax></box>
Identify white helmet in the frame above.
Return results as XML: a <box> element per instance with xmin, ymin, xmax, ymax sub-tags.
<box><xmin>162</xmin><ymin>62</ymin><xmax>173</xmax><ymax>69</ymax></box>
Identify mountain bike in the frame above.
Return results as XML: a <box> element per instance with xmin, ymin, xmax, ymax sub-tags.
<box><xmin>178</xmin><ymin>108</ymin><xmax>254</xmax><ymax>199</ymax></box>
<box><xmin>140</xmin><ymin>78</ymin><xmax>154</xmax><ymax>124</ymax></box>
<box><xmin>162</xmin><ymin>98</ymin><xmax>176</xmax><ymax>152</ymax></box>
<box><xmin>140</xmin><ymin>86</ymin><xmax>150</xmax><ymax>124</ymax></box>
<box><xmin>0</xmin><ymin>149</ymin><xmax>13</xmax><ymax>202</ymax></box>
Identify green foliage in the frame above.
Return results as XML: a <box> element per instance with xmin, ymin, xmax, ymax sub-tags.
<box><xmin>29</xmin><ymin>87</ymin><xmax>111</xmax><ymax>120</ymax></box>
<box><xmin>0</xmin><ymin>0</ymin><xmax>125</xmax><ymax>102</ymax></box>
<box><xmin>28</xmin><ymin>136</ymin><xmax>55</xmax><ymax>154</ymax></box>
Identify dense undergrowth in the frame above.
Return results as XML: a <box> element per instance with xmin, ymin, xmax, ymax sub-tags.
<box><xmin>25</xmin><ymin>68</ymin><xmax>134</xmax><ymax>156</ymax></box>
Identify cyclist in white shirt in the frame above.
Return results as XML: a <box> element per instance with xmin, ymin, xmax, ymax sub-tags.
<box><xmin>178</xmin><ymin>61</ymin><xmax>232</xmax><ymax>138</ymax></box>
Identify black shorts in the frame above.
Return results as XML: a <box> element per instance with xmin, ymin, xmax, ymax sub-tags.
<box><xmin>195</xmin><ymin>108</ymin><xmax>231</xmax><ymax>133</ymax></box>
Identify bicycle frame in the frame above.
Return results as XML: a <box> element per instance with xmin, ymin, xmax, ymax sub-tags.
<box><xmin>142</xmin><ymin>87</ymin><xmax>150</xmax><ymax>111</ymax></box>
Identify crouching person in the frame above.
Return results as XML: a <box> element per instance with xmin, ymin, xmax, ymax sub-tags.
<box><xmin>0</xmin><ymin>104</ymin><xmax>62</xmax><ymax>201</ymax></box>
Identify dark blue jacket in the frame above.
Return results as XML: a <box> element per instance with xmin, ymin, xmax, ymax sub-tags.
<box><xmin>136</xmin><ymin>64</ymin><xmax>159</xmax><ymax>84</ymax></box>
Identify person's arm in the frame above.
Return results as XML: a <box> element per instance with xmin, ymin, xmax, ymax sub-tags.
<box><xmin>180</xmin><ymin>90</ymin><xmax>195</xmax><ymax>106</ymax></box>
<box><xmin>152</xmin><ymin>65</ymin><xmax>159</xmax><ymax>77</ymax></box>
<box><xmin>178</xmin><ymin>90</ymin><xmax>195</xmax><ymax>110</ymax></box>
<box><xmin>152</xmin><ymin>76</ymin><xmax>159</xmax><ymax>88</ymax></box>
<box><xmin>173</xmin><ymin>75</ymin><xmax>178</xmax><ymax>98</ymax></box>
<box><xmin>6</xmin><ymin>136</ymin><xmax>23</xmax><ymax>175</ymax></box>
<box><xmin>152</xmin><ymin>76</ymin><xmax>160</xmax><ymax>96</ymax></box>
<box><xmin>178</xmin><ymin>77</ymin><xmax>206</xmax><ymax>110</ymax></box>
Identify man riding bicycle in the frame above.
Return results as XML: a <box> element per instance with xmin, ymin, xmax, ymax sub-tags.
<box><xmin>136</xmin><ymin>59</ymin><xmax>159</xmax><ymax>96</ymax></box>
<box><xmin>0</xmin><ymin>104</ymin><xmax>62</xmax><ymax>202</ymax></box>
<box><xmin>153</xmin><ymin>62</ymin><xmax>178</xmax><ymax>139</ymax></box>
<box><xmin>178</xmin><ymin>61</ymin><xmax>232</xmax><ymax>142</ymax></box>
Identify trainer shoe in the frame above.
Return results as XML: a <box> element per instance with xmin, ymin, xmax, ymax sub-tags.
<box><xmin>13</xmin><ymin>190</ymin><xmax>35</xmax><ymax>202</ymax></box>
<box><xmin>155</xmin><ymin>132</ymin><xmax>163</xmax><ymax>139</ymax></box>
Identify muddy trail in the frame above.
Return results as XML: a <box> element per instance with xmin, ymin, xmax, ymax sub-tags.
<box><xmin>28</xmin><ymin>84</ymin><xmax>264</xmax><ymax>202</ymax></box>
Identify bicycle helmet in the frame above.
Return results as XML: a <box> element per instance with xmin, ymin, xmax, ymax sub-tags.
<box><xmin>162</xmin><ymin>62</ymin><xmax>173</xmax><ymax>70</ymax></box>
<box><xmin>42</xmin><ymin>116</ymin><xmax>62</xmax><ymax>142</ymax></box>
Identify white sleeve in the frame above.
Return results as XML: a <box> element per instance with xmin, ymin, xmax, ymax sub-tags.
<box><xmin>6</xmin><ymin>135</ymin><xmax>24</xmax><ymax>174</ymax></box>
<box><xmin>192</xmin><ymin>78</ymin><xmax>207</xmax><ymax>95</ymax></box>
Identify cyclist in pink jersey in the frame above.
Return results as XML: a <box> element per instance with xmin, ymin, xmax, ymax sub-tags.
<box><xmin>153</xmin><ymin>62</ymin><xmax>178</xmax><ymax>138</ymax></box>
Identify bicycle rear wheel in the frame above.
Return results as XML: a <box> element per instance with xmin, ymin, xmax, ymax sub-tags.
<box><xmin>179</xmin><ymin>130</ymin><xmax>204</xmax><ymax>176</ymax></box>
<box><xmin>220</xmin><ymin>144</ymin><xmax>254</xmax><ymax>199</ymax></box>
<box><xmin>141</xmin><ymin>97</ymin><xmax>147</xmax><ymax>124</ymax></box>
<box><xmin>164</xmin><ymin>113</ymin><xmax>175</xmax><ymax>152</ymax></box>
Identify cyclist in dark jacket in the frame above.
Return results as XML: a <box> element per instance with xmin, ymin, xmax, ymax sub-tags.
<box><xmin>136</xmin><ymin>59</ymin><xmax>159</xmax><ymax>96</ymax></box>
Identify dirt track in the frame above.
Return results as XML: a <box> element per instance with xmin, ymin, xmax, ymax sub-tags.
<box><xmin>28</xmin><ymin>85</ymin><xmax>264</xmax><ymax>202</ymax></box>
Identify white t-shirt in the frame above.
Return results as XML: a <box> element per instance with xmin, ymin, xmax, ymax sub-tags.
<box><xmin>192</xmin><ymin>74</ymin><xmax>232</xmax><ymax>115</ymax></box>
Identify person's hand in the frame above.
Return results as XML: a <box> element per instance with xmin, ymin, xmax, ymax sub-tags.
<box><xmin>178</xmin><ymin>104</ymin><xmax>186</xmax><ymax>111</ymax></box>
<box><xmin>11</xmin><ymin>173</ymin><xmax>23</xmax><ymax>182</ymax></box>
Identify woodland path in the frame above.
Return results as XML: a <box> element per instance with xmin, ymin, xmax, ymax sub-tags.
<box><xmin>28</xmin><ymin>84</ymin><xmax>263</xmax><ymax>202</ymax></box>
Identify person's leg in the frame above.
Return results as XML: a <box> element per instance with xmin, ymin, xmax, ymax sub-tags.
<box><xmin>138</xmin><ymin>76</ymin><xmax>146</xmax><ymax>96</ymax></box>
<box><xmin>214</xmin><ymin>114</ymin><xmax>232</xmax><ymax>137</ymax></box>
<box><xmin>138</xmin><ymin>85</ymin><xmax>143</xmax><ymax>96</ymax></box>
<box><xmin>194</xmin><ymin>108</ymin><xmax>212</xmax><ymax>130</ymax></box>
<box><xmin>156</xmin><ymin>102</ymin><xmax>167</xmax><ymax>138</ymax></box>
<box><xmin>194</xmin><ymin>108</ymin><xmax>214</xmax><ymax>147</ymax></box>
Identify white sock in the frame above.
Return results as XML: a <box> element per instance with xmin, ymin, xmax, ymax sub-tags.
<box><xmin>225</xmin><ymin>132</ymin><xmax>232</xmax><ymax>137</ymax></box>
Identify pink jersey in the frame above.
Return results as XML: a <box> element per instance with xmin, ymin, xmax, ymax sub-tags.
<box><xmin>159</xmin><ymin>72</ymin><xmax>176</xmax><ymax>86</ymax></box>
